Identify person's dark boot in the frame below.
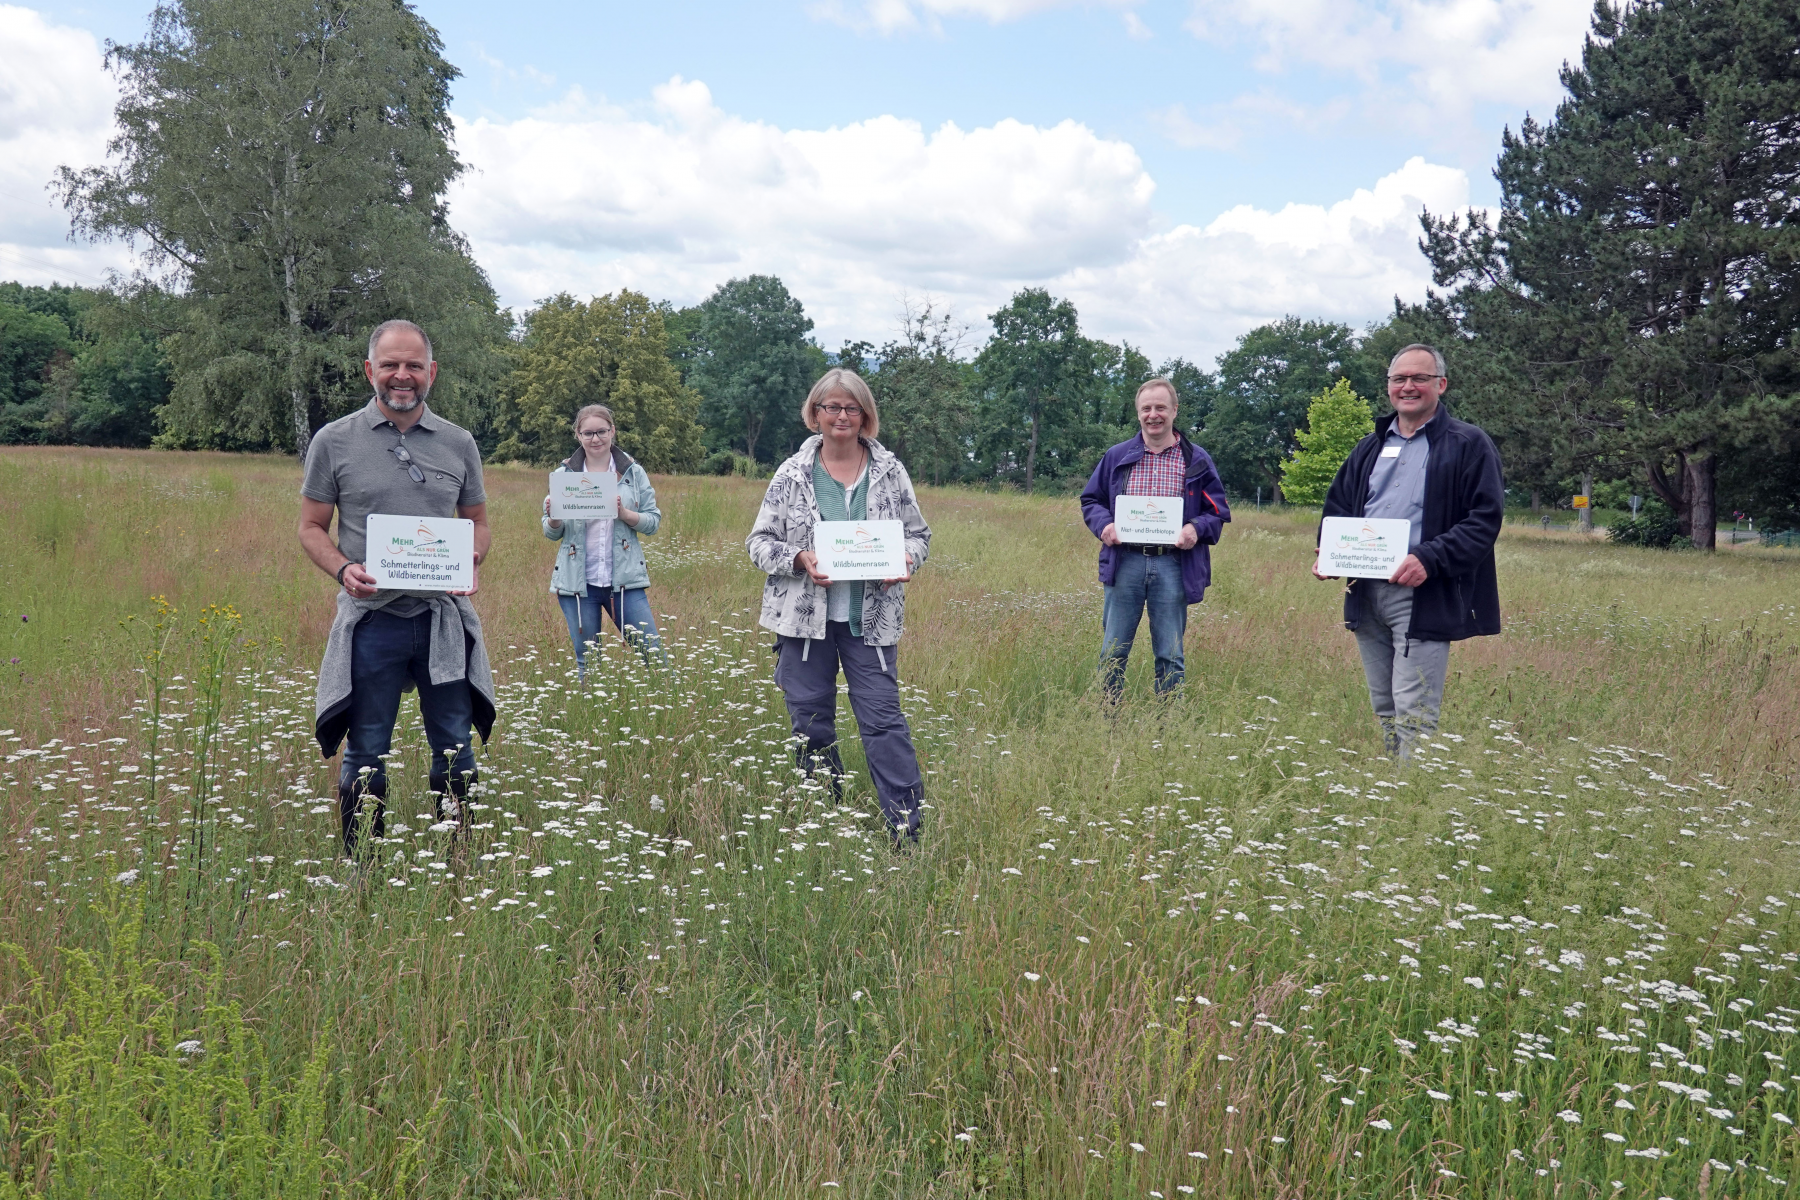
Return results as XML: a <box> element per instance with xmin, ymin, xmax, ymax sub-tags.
<box><xmin>429</xmin><ymin>766</ymin><xmax>476</xmax><ymax>832</ymax></box>
<box><xmin>338</xmin><ymin>769</ymin><xmax>387</xmax><ymax>859</ymax></box>
<box><xmin>890</xmin><ymin>808</ymin><xmax>922</xmax><ymax>850</ymax></box>
<box><xmin>797</xmin><ymin>742</ymin><xmax>846</xmax><ymax>803</ymax></box>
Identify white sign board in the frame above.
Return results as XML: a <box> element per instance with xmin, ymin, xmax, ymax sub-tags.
<box><xmin>1316</xmin><ymin>516</ymin><xmax>1412</xmax><ymax>580</ymax></box>
<box><xmin>813</xmin><ymin>520</ymin><xmax>907</xmax><ymax>582</ymax></box>
<box><xmin>364</xmin><ymin>514</ymin><xmax>475</xmax><ymax>591</ymax></box>
<box><xmin>1113</xmin><ymin>495</ymin><xmax>1185</xmax><ymax>545</ymax></box>
<box><xmin>547</xmin><ymin>469</ymin><xmax>619</xmax><ymax>520</ymax></box>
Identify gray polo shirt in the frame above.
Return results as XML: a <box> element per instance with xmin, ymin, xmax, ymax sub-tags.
<box><xmin>1362</xmin><ymin>426</ymin><xmax>1429</xmax><ymax>549</ymax></box>
<box><xmin>301</xmin><ymin>397</ymin><xmax>486</xmax><ymax>580</ymax></box>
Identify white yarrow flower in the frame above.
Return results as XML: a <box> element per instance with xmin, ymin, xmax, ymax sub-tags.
<box><xmin>1556</xmin><ymin>1110</ymin><xmax>1582</xmax><ymax>1124</ymax></box>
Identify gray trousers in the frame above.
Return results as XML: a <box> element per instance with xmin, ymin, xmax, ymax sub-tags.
<box><xmin>1353</xmin><ymin>581</ymin><xmax>1450</xmax><ymax>760</ymax></box>
<box><xmin>774</xmin><ymin>622</ymin><xmax>924</xmax><ymax>832</ymax></box>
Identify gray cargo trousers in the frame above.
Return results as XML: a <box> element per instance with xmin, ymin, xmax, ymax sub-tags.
<box><xmin>1353</xmin><ymin>580</ymin><xmax>1450</xmax><ymax>761</ymax></box>
<box><xmin>774</xmin><ymin>622</ymin><xmax>924</xmax><ymax>835</ymax></box>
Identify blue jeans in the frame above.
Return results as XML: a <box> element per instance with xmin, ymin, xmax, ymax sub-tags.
<box><xmin>340</xmin><ymin>609</ymin><xmax>477</xmax><ymax>853</ymax></box>
<box><xmin>1100</xmin><ymin>549</ymin><xmax>1188</xmax><ymax>698</ymax></box>
<box><xmin>557</xmin><ymin>585</ymin><xmax>664</xmax><ymax>674</ymax></box>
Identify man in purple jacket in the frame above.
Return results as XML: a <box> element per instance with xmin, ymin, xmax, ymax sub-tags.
<box><xmin>1080</xmin><ymin>378</ymin><xmax>1232</xmax><ymax>700</ymax></box>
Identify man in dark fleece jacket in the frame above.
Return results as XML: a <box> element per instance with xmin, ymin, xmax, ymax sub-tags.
<box><xmin>1314</xmin><ymin>344</ymin><xmax>1503</xmax><ymax>759</ymax></box>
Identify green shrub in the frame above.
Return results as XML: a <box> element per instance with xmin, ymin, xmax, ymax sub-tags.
<box><xmin>1607</xmin><ymin>509</ymin><xmax>1682</xmax><ymax>548</ymax></box>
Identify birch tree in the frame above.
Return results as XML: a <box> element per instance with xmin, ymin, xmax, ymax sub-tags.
<box><xmin>58</xmin><ymin>0</ymin><xmax>505</xmax><ymax>458</ymax></box>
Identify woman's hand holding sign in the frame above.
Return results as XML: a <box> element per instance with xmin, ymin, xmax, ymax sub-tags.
<box><xmin>794</xmin><ymin>549</ymin><xmax>832</xmax><ymax>588</ymax></box>
<box><xmin>881</xmin><ymin>554</ymin><xmax>913</xmax><ymax>587</ymax></box>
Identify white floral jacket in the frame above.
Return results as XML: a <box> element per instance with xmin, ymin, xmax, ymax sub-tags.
<box><xmin>745</xmin><ymin>436</ymin><xmax>931</xmax><ymax>647</ymax></box>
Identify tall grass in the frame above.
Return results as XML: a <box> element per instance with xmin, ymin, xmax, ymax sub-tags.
<box><xmin>0</xmin><ymin>446</ymin><xmax>1797</xmax><ymax>1196</ymax></box>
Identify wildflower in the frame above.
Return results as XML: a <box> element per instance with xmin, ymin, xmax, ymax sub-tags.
<box><xmin>1556</xmin><ymin>1110</ymin><xmax>1581</xmax><ymax>1124</ymax></box>
<box><xmin>1602</xmin><ymin>1132</ymin><xmax>1625</xmax><ymax>1143</ymax></box>
<box><xmin>1427</xmin><ymin>1090</ymin><xmax>1451</xmax><ymax>1101</ymax></box>
<box><xmin>1463</xmin><ymin>976</ymin><xmax>1486</xmax><ymax>989</ymax></box>
<box><xmin>1023</xmin><ymin>972</ymin><xmax>1041</xmax><ymax>982</ymax></box>
<box><xmin>1367</xmin><ymin>1119</ymin><xmax>1393</xmax><ymax>1130</ymax></box>
<box><xmin>174</xmin><ymin>1040</ymin><xmax>204</xmax><ymax>1056</ymax></box>
<box><xmin>1130</xmin><ymin>1143</ymin><xmax>1146</xmax><ymax>1152</ymax></box>
<box><xmin>113</xmin><ymin>868</ymin><xmax>140</xmax><ymax>885</ymax></box>
<box><xmin>1773</xmin><ymin>1113</ymin><xmax>1794</xmax><ymax>1126</ymax></box>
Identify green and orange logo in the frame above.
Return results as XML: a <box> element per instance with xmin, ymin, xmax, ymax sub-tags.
<box><xmin>390</xmin><ymin>521</ymin><xmax>452</xmax><ymax>557</ymax></box>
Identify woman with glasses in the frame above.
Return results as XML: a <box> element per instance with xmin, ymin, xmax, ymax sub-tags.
<box><xmin>746</xmin><ymin>369</ymin><xmax>931</xmax><ymax>844</ymax></box>
<box><xmin>543</xmin><ymin>404</ymin><xmax>665</xmax><ymax>677</ymax></box>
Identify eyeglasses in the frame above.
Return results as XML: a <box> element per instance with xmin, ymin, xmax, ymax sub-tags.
<box><xmin>1388</xmin><ymin>374</ymin><xmax>1443</xmax><ymax>386</ymax></box>
<box><xmin>577</xmin><ymin>428</ymin><xmax>613</xmax><ymax>440</ymax></box>
<box><xmin>390</xmin><ymin>441</ymin><xmax>425</xmax><ymax>483</ymax></box>
<box><xmin>819</xmin><ymin>404</ymin><xmax>863</xmax><ymax>418</ymax></box>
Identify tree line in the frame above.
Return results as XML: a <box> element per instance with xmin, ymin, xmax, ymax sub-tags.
<box><xmin>2</xmin><ymin>0</ymin><xmax>1795</xmax><ymax>539</ymax></box>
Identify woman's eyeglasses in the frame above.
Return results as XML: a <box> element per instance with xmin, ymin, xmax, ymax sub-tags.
<box><xmin>819</xmin><ymin>404</ymin><xmax>862</xmax><ymax>418</ymax></box>
<box><xmin>578</xmin><ymin>428</ymin><xmax>613</xmax><ymax>440</ymax></box>
<box><xmin>390</xmin><ymin>442</ymin><xmax>425</xmax><ymax>483</ymax></box>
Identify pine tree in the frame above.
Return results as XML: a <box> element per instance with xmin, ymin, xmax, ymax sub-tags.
<box><xmin>1422</xmin><ymin>0</ymin><xmax>1800</xmax><ymax>548</ymax></box>
<box><xmin>1279</xmin><ymin>380</ymin><xmax>1374</xmax><ymax>506</ymax></box>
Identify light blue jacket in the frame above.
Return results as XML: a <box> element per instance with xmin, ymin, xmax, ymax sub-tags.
<box><xmin>542</xmin><ymin>447</ymin><xmax>661</xmax><ymax>594</ymax></box>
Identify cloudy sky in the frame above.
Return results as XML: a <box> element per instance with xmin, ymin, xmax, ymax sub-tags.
<box><xmin>3</xmin><ymin>0</ymin><xmax>1593</xmax><ymax>363</ymax></box>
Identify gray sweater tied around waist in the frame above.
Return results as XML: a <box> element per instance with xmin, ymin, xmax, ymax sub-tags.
<box><xmin>313</xmin><ymin>590</ymin><xmax>496</xmax><ymax>759</ymax></box>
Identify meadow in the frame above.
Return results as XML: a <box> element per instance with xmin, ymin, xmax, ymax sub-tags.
<box><xmin>0</xmin><ymin>445</ymin><xmax>1797</xmax><ymax>1198</ymax></box>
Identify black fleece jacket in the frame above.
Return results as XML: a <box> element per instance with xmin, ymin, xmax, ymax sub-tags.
<box><xmin>1321</xmin><ymin>404</ymin><xmax>1504</xmax><ymax>642</ymax></box>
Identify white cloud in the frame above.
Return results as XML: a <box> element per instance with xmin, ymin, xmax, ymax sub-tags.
<box><xmin>452</xmin><ymin>81</ymin><xmax>1463</xmax><ymax>362</ymax></box>
<box><xmin>1185</xmin><ymin>0</ymin><xmax>1590</xmax><ymax>125</ymax></box>
<box><xmin>449</xmin><ymin>77</ymin><xmax>1155</xmax><ymax>342</ymax></box>
<box><xmin>0</xmin><ymin>6</ymin><xmax>131</xmax><ymax>287</ymax></box>
<box><xmin>1059</xmin><ymin>156</ymin><xmax>1472</xmax><ymax>360</ymax></box>
<box><xmin>813</xmin><ymin>0</ymin><xmax>1136</xmax><ymax>35</ymax></box>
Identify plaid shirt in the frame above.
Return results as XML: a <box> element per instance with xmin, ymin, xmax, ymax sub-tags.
<box><xmin>1124</xmin><ymin>441</ymin><xmax>1187</xmax><ymax>497</ymax></box>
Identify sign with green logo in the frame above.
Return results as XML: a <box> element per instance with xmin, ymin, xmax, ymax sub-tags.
<box><xmin>364</xmin><ymin>514</ymin><xmax>475</xmax><ymax>591</ymax></box>
<box><xmin>548</xmin><ymin>469</ymin><xmax>619</xmax><ymax>519</ymax></box>
<box><xmin>1113</xmin><ymin>495</ymin><xmax>1184</xmax><ymax>545</ymax></box>
<box><xmin>813</xmin><ymin>520</ymin><xmax>906</xmax><ymax>582</ymax></box>
<box><xmin>1316</xmin><ymin>516</ymin><xmax>1411</xmax><ymax>580</ymax></box>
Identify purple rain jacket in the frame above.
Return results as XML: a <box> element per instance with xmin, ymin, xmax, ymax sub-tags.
<box><xmin>1079</xmin><ymin>432</ymin><xmax>1232</xmax><ymax>604</ymax></box>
